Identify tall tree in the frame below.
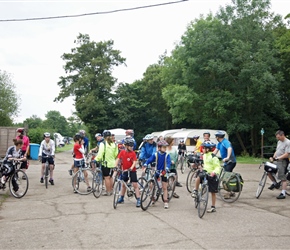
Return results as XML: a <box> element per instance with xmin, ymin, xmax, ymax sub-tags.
<box><xmin>23</xmin><ymin>115</ymin><xmax>43</xmax><ymax>129</ymax></box>
<box><xmin>0</xmin><ymin>70</ymin><xmax>20</xmax><ymax>126</ymax></box>
<box><xmin>55</xmin><ymin>33</ymin><xmax>126</xmax><ymax>137</ymax></box>
<box><xmin>43</xmin><ymin>110</ymin><xmax>69</xmax><ymax>135</ymax></box>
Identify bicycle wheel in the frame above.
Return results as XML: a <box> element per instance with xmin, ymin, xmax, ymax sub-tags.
<box><xmin>180</xmin><ymin>157</ymin><xmax>184</xmax><ymax>174</ymax></box>
<box><xmin>72</xmin><ymin>169</ymin><xmax>94</xmax><ymax>195</ymax></box>
<box><xmin>92</xmin><ymin>169</ymin><xmax>103</xmax><ymax>198</ymax></box>
<box><xmin>9</xmin><ymin>170</ymin><xmax>29</xmax><ymax>198</ymax></box>
<box><xmin>113</xmin><ymin>180</ymin><xmax>122</xmax><ymax>209</ymax></box>
<box><xmin>198</xmin><ymin>184</ymin><xmax>209</xmax><ymax>218</ymax></box>
<box><xmin>141</xmin><ymin>180</ymin><xmax>155</xmax><ymax>211</ymax></box>
<box><xmin>218</xmin><ymin>172</ymin><xmax>241</xmax><ymax>203</ymax></box>
<box><xmin>162</xmin><ymin>175</ymin><xmax>175</xmax><ymax>202</ymax></box>
<box><xmin>45</xmin><ymin>163</ymin><xmax>49</xmax><ymax>189</ymax></box>
<box><xmin>186</xmin><ymin>169</ymin><xmax>198</xmax><ymax>193</ymax></box>
<box><xmin>256</xmin><ymin>171</ymin><xmax>267</xmax><ymax>199</ymax></box>
<box><xmin>135</xmin><ymin>177</ymin><xmax>147</xmax><ymax>199</ymax></box>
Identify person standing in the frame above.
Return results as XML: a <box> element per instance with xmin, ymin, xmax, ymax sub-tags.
<box><xmin>79</xmin><ymin>130</ymin><xmax>89</xmax><ymax>156</ymax></box>
<box><xmin>268</xmin><ymin>130</ymin><xmax>290</xmax><ymax>199</ymax></box>
<box><xmin>16</xmin><ymin>128</ymin><xmax>30</xmax><ymax>177</ymax></box>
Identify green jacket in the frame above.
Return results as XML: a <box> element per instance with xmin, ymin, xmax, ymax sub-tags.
<box><xmin>96</xmin><ymin>141</ymin><xmax>118</xmax><ymax>168</ymax></box>
<box><xmin>203</xmin><ymin>152</ymin><xmax>221</xmax><ymax>175</ymax></box>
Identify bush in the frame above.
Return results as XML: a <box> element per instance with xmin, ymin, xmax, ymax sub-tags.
<box><xmin>27</xmin><ymin>128</ymin><xmax>55</xmax><ymax>144</ymax></box>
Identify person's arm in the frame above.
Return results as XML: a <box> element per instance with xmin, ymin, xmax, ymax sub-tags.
<box><xmin>166</xmin><ymin>154</ymin><xmax>171</xmax><ymax>172</ymax></box>
<box><xmin>25</xmin><ymin>137</ymin><xmax>30</xmax><ymax>157</ymax></box>
<box><xmin>223</xmin><ymin>147</ymin><xmax>232</xmax><ymax>162</ymax></box>
<box><xmin>38</xmin><ymin>141</ymin><xmax>43</xmax><ymax>156</ymax></box>
<box><xmin>96</xmin><ymin>143</ymin><xmax>105</xmax><ymax>162</ymax></box>
<box><xmin>51</xmin><ymin>141</ymin><xmax>55</xmax><ymax>156</ymax></box>
<box><xmin>139</xmin><ymin>145</ymin><xmax>146</xmax><ymax>160</ymax></box>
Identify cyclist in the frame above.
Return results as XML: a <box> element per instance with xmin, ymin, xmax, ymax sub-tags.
<box><xmin>177</xmin><ymin>140</ymin><xmax>187</xmax><ymax>160</ymax></box>
<box><xmin>192</xmin><ymin>135</ymin><xmax>202</xmax><ymax>154</ymax></box>
<box><xmin>191</xmin><ymin>141</ymin><xmax>221</xmax><ymax>213</ymax></box>
<box><xmin>213</xmin><ymin>131</ymin><xmax>236</xmax><ymax>172</ymax></box>
<box><xmin>114</xmin><ymin>137</ymin><xmax>141</xmax><ymax>207</ymax></box>
<box><xmin>122</xmin><ymin>129</ymin><xmax>137</xmax><ymax>150</ymax></box>
<box><xmin>38</xmin><ymin>132</ymin><xmax>55</xmax><ymax>185</ymax></box>
<box><xmin>165</xmin><ymin>136</ymin><xmax>180</xmax><ymax>198</ymax></box>
<box><xmin>142</xmin><ymin>140</ymin><xmax>171</xmax><ymax>209</ymax></box>
<box><xmin>90</xmin><ymin>133</ymin><xmax>104</xmax><ymax>153</ymax></box>
<box><xmin>72</xmin><ymin>133</ymin><xmax>92</xmax><ymax>193</ymax></box>
<box><xmin>199</xmin><ymin>131</ymin><xmax>215</xmax><ymax>152</ymax></box>
<box><xmin>15</xmin><ymin>128</ymin><xmax>30</xmax><ymax>178</ymax></box>
<box><xmin>95</xmin><ymin>130</ymin><xmax>118</xmax><ymax>196</ymax></box>
<box><xmin>268</xmin><ymin>130</ymin><xmax>290</xmax><ymax>199</ymax></box>
<box><xmin>1</xmin><ymin>139</ymin><xmax>26</xmax><ymax>190</ymax></box>
<box><xmin>79</xmin><ymin>130</ymin><xmax>89</xmax><ymax>156</ymax></box>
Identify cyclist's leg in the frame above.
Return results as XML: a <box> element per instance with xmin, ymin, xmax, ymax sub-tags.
<box><xmin>131</xmin><ymin>172</ymin><xmax>140</xmax><ymax>199</ymax></box>
<box><xmin>207</xmin><ymin>175</ymin><xmax>218</xmax><ymax>212</ymax></box>
<box><xmin>162</xmin><ymin>176</ymin><xmax>168</xmax><ymax>207</ymax></box>
<box><xmin>102</xmin><ymin>166</ymin><xmax>113</xmax><ymax>194</ymax></box>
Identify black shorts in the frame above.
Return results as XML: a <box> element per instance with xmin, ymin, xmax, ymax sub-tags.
<box><xmin>102</xmin><ymin>166</ymin><xmax>114</xmax><ymax>177</ymax></box>
<box><xmin>154</xmin><ymin>172</ymin><xmax>167</xmax><ymax>182</ymax></box>
<box><xmin>41</xmin><ymin>154</ymin><xmax>54</xmax><ymax>165</ymax></box>
<box><xmin>170</xmin><ymin>169</ymin><xmax>177</xmax><ymax>174</ymax></box>
<box><xmin>121</xmin><ymin>171</ymin><xmax>138</xmax><ymax>182</ymax></box>
<box><xmin>224</xmin><ymin>161</ymin><xmax>236</xmax><ymax>172</ymax></box>
<box><xmin>198</xmin><ymin>171</ymin><xmax>218</xmax><ymax>193</ymax></box>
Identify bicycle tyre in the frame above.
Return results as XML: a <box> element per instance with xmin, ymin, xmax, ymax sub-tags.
<box><xmin>92</xmin><ymin>169</ymin><xmax>103</xmax><ymax>198</ymax></box>
<box><xmin>45</xmin><ymin>163</ymin><xmax>49</xmax><ymax>189</ymax></box>
<box><xmin>135</xmin><ymin>177</ymin><xmax>147</xmax><ymax>200</ymax></box>
<box><xmin>72</xmin><ymin>169</ymin><xmax>94</xmax><ymax>195</ymax></box>
<box><xmin>180</xmin><ymin>157</ymin><xmax>184</xmax><ymax>174</ymax></box>
<box><xmin>113</xmin><ymin>180</ymin><xmax>122</xmax><ymax>209</ymax></box>
<box><xmin>162</xmin><ymin>175</ymin><xmax>175</xmax><ymax>202</ymax></box>
<box><xmin>186</xmin><ymin>169</ymin><xmax>198</xmax><ymax>193</ymax></box>
<box><xmin>198</xmin><ymin>184</ymin><xmax>209</xmax><ymax>218</ymax></box>
<box><xmin>256</xmin><ymin>171</ymin><xmax>267</xmax><ymax>199</ymax></box>
<box><xmin>141</xmin><ymin>180</ymin><xmax>155</xmax><ymax>211</ymax></box>
<box><xmin>218</xmin><ymin>172</ymin><xmax>241</xmax><ymax>203</ymax></box>
<box><xmin>9</xmin><ymin>170</ymin><xmax>29</xmax><ymax>198</ymax></box>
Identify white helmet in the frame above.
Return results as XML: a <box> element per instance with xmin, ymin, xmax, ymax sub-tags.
<box><xmin>145</xmin><ymin>134</ymin><xmax>154</xmax><ymax>140</ymax></box>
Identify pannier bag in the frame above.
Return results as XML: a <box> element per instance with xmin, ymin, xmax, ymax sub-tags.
<box><xmin>264</xmin><ymin>162</ymin><xmax>278</xmax><ymax>174</ymax></box>
<box><xmin>222</xmin><ymin>172</ymin><xmax>244</xmax><ymax>192</ymax></box>
<box><xmin>187</xmin><ymin>154</ymin><xmax>195</xmax><ymax>163</ymax></box>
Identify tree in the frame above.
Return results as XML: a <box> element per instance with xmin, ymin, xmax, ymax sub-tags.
<box><xmin>55</xmin><ymin>33</ymin><xmax>126</xmax><ymax>137</ymax></box>
<box><xmin>42</xmin><ymin>110</ymin><xmax>69</xmax><ymax>135</ymax></box>
<box><xmin>0</xmin><ymin>70</ymin><xmax>20</xmax><ymax>126</ymax></box>
<box><xmin>23</xmin><ymin>115</ymin><xmax>43</xmax><ymax>129</ymax></box>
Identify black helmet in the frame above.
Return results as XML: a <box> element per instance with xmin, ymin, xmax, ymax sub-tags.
<box><xmin>103</xmin><ymin>130</ymin><xmax>111</xmax><ymax>138</ymax></box>
<box><xmin>201</xmin><ymin>141</ymin><xmax>216</xmax><ymax>148</ymax></box>
<box><xmin>215</xmin><ymin>130</ymin><xmax>226</xmax><ymax>138</ymax></box>
<box><xmin>124</xmin><ymin>137</ymin><xmax>135</xmax><ymax>147</ymax></box>
<box><xmin>74</xmin><ymin>133</ymin><xmax>83</xmax><ymax>141</ymax></box>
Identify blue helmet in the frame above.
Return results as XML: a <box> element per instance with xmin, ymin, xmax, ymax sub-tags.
<box><xmin>201</xmin><ymin>141</ymin><xmax>216</xmax><ymax>148</ymax></box>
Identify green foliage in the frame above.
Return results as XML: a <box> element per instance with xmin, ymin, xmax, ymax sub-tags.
<box><xmin>43</xmin><ymin>110</ymin><xmax>69</xmax><ymax>135</ymax></box>
<box><xmin>27</xmin><ymin>127</ymin><xmax>48</xmax><ymax>144</ymax></box>
<box><xmin>0</xmin><ymin>70</ymin><xmax>20</xmax><ymax>126</ymax></box>
<box><xmin>23</xmin><ymin>115</ymin><xmax>43</xmax><ymax>129</ymax></box>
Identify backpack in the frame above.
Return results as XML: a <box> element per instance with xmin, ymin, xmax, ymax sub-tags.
<box><xmin>222</xmin><ymin>172</ymin><xmax>244</xmax><ymax>192</ymax></box>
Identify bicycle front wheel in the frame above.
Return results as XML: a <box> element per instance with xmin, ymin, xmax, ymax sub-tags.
<box><xmin>113</xmin><ymin>180</ymin><xmax>122</xmax><ymax>209</ymax></box>
<box><xmin>72</xmin><ymin>169</ymin><xmax>94</xmax><ymax>195</ymax></box>
<box><xmin>165</xmin><ymin>175</ymin><xmax>176</xmax><ymax>202</ymax></box>
<box><xmin>256</xmin><ymin>172</ymin><xmax>267</xmax><ymax>199</ymax></box>
<box><xmin>136</xmin><ymin>177</ymin><xmax>147</xmax><ymax>200</ymax></box>
<box><xmin>45</xmin><ymin>164</ymin><xmax>49</xmax><ymax>189</ymax></box>
<box><xmin>186</xmin><ymin>169</ymin><xmax>198</xmax><ymax>193</ymax></box>
<box><xmin>92</xmin><ymin>169</ymin><xmax>103</xmax><ymax>198</ymax></box>
<box><xmin>9</xmin><ymin>170</ymin><xmax>29</xmax><ymax>198</ymax></box>
<box><xmin>198</xmin><ymin>185</ymin><xmax>209</xmax><ymax>218</ymax></box>
<box><xmin>141</xmin><ymin>180</ymin><xmax>155</xmax><ymax>211</ymax></box>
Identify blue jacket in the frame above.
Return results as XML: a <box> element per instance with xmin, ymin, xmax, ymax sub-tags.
<box><xmin>139</xmin><ymin>142</ymin><xmax>156</xmax><ymax>160</ymax></box>
<box><xmin>144</xmin><ymin>151</ymin><xmax>171</xmax><ymax>172</ymax></box>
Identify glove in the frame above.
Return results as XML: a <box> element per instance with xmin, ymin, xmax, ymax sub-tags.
<box><xmin>161</xmin><ymin>170</ymin><xmax>166</xmax><ymax>176</ymax></box>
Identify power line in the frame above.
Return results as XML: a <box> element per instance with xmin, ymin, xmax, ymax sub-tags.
<box><xmin>0</xmin><ymin>0</ymin><xmax>188</xmax><ymax>22</ymax></box>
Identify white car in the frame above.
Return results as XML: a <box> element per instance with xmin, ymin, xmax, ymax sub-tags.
<box><xmin>54</xmin><ymin>133</ymin><xmax>65</xmax><ymax>147</ymax></box>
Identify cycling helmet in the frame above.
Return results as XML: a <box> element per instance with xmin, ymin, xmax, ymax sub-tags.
<box><xmin>192</xmin><ymin>135</ymin><xmax>200</xmax><ymax>139</ymax></box>
<box><xmin>16</xmin><ymin>128</ymin><xmax>25</xmax><ymax>134</ymax></box>
<box><xmin>180</xmin><ymin>140</ymin><xmax>184</xmax><ymax>143</ymax></box>
<box><xmin>203</xmin><ymin>131</ymin><xmax>211</xmax><ymax>136</ymax></box>
<box><xmin>201</xmin><ymin>141</ymin><xmax>216</xmax><ymax>148</ymax></box>
<box><xmin>145</xmin><ymin>134</ymin><xmax>154</xmax><ymax>140</ymax></box>
<box><xmin>125</xmin><ymin>129</ymin><xmax>134</xmax><ymax>136</ymax></box>
<box><xmin>74</xmin><ymin>133</ymin><xmax>83</xmax><ymax>141</ymax></box>
<box><xmin>215</xmin><ymin>130</ymin><xmax>226</xmax><ymax>138</ymax></box>
<box><xmin>157</xmin><ymin>140</ymin><xmax>169</xmax><ymax>147</ymax></box>
<box><xmin>103</xmin><ymin>130</ymin><xmax>111</xmax><ymax>138</ymax></box>
<box><xmin>44</xmin><ymin>132</ymin><xmax>50</xmax><ymax>138</ymax></box>
<box><xmin>79</xmin><ymin>129</ymin><xmax>85</xmax><ymax>135</ymax></box>
<box><xmin>95</xmin><ymin>133</ymin><xmax>101</xmax><ymax>138</ymax></box>
<box><xmin>124</xmin><ymin>137</ymin><xmax>135</xmax><ymax>147</ymax></box>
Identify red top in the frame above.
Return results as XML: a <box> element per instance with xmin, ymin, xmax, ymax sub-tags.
<box><xmin>16</xmin><ymin>135</ymin><xmax>30</xmax><ymax>151</ymax></box>
<box><xmin>74</xmin><ymin>143</ymin><xmax>84</xmax><ymax>160</ymax></box>
<box><xmin>117</xmin><ymin>149</ymin><xmax>137</xmax><ymax>171</ymax></box>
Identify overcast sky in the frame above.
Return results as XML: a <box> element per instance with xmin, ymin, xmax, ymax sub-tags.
<box><xmin>0</xmin><ymin>0</ymin><xmax>288</xmax><ymax>123</ymax></box>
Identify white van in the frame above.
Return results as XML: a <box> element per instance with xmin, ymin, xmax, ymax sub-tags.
<box><xmin>108</xmin><ymin>128</ymin><xmax>126</xmax><ymax>142</ymax></box>
<box><xmin>54</xmin><ymin>133</ymin><xmax>65</xmax><ymax>147</ymax></box>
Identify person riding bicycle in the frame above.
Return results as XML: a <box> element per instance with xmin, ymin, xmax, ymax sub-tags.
<box><xmin>178</xmin><ymin>140</ymin><xmax>187</xmax><ymax>157</ymax></box>
<box><xmin>114</xmin><ymin>137</ymin><xmax>141</xmax><ymax>207</ymax></box>
<box><xmin>95</xmin><ymin>130</ymin><xmax>118</xmax><ymax>196</ymax></box>
<box><xmin>1</xmin><ymin>139</ymin><xmax>26</xmax><ymax>191</ymax></box>
<box><xmin>142</xmin><ymin>140</ymin><xmax>171</xmax><ymax>209</ymax></box>
<box><xmin>192</xmin><ymin>135</ymin><xmax>202</xmax><ymax>154</ymax></box>
<box><xmin>268</xmin><ymin>130</ymin><xmax>290</xmax><ymax>199</ymax></box>
<box><xmin>191</xmin><ymin>141</ymin><xmax>221</xmax><ymax>213</ymax></box>
<box><xmin>15</xmin><ymin>128</ymin><xmax>30</xmax><ymax>177</ymax></box>
<box><xmin>38</xmin><ymin>132</ymin><xmax>56</xmax><ymax>185</ymax></box>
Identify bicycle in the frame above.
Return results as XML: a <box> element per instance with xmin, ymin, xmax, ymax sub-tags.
<box><xmin>92</xmin><ymin>161</ymin><xmax>104</xmax><ymax>198</ymax></box>
<box><xmin>186</xmin><ymin>154</ymin><xmax>203</xmax><ymax>193</ymax></box>
<box><xmin>256</xmin><ymin>161</ymin><xmax>290</xmax><ymax>198</ymax></box>
<box><xmin>41</xmin><ymin>155</ymin><xmax>54</xmax><ymax>189</ymax></box>
<box><xmin>192</xmin><ymin>170</ymin><xmax>209</xmax><ymax>219</ymax></box>
<box><xmin>113</xmin><ymin>169</ymin><xmax>146</xmax><ymax>209</ymax></box>
<box><xmin>72</xmin><ymin>160</ymin><xmax>95</xmax><ymax>195</ymax></box>
<box><xmin>140</xmin><ymin>169</ymin><xmax>176</xmax><ymax>211</ymax></box>
<box><xmin>217</xmin><ymin>162</ymin><xmax>242</xmax><ymax>203</ymax></box>
<box><xmin>0</xmin><ymin>159</ymin><xmax>29</xmax><ymax>198</ymax></box>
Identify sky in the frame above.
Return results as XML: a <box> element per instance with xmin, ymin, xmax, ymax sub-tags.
<box><xmin>0</xmin><ymin>0</ymin><xmax>288</xmax><ymax>123</ymax></box>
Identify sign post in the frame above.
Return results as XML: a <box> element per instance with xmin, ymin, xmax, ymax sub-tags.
<box><xmin>261</xmin><ymin>128</ymin><xmax>264</xmax><ymax>159</ymax></box>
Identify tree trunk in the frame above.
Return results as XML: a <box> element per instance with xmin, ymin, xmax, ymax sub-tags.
<box><xmin>235</xmin><ymin>131</ymin><xmax>247</xmax><ymax>154</ymax></box>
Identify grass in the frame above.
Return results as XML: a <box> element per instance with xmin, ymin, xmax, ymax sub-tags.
<box><xmin>55</xmin><ymin>143</ymin><xmax>73</xmax><ymax>153</ymax></box>
<box><xmin>236</xmin><ymin>156</ymin><xmax>268</xmax><ymax>164</ymax></box>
